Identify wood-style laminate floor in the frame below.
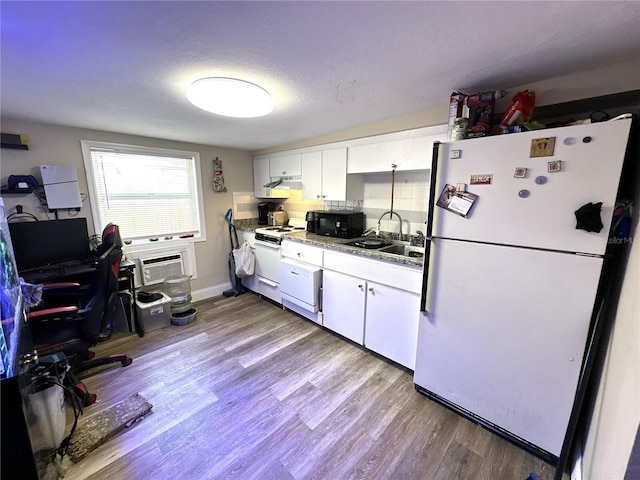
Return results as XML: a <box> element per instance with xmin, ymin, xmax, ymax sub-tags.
<box><xmin>61</xmin><ymin>293</ymin><xmax>563</xmax><ymax>480</ymax></box>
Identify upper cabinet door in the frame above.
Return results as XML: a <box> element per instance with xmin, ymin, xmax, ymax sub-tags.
<box><xmin>320</xmin><ymin>147</ymin><xmax>347</xmax><ymax>201</ymax></box>
<box><xmin>301</xmin><ymin>148</ymin><xmax>351</xmax><ymax>201</ymax></box>
<box><xmin>269</xmin><ymin>153</ymin><xmax>301</xmax><ymax>177</ymax></box>
<box><xmin>253</xmin><ymin>156</ymin><xmax>271</xmax><ymax>197</ymax></box>
<box><xmin>348</xmin><ymin>136</ymin><xmax>431</xmax><ymax>173</ymax></box>
<box><xmin>301</xmin><ymin>151</ymin><xmax>322</xmax><ymax>200</ymax></box>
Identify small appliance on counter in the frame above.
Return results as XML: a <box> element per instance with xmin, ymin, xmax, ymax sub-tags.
<box><xmin>257</xmin><ymin>202</ymin><xmax>276</xmax><ymax>225</ymax></box>
<box><xmin>305</xmin><ymin>211</ymin><xmax>364</xmax><ymax>238</ymax></box>
<box><xmin>268</xmin><ymin>209</ymin><xmax>289</xmax><ymax>226</ymax></box>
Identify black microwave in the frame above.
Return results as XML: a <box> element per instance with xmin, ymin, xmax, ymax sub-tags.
<box><xmin>306</xmin><ymin>211</ymin><xmax>364</xmax><ymax>238</ymax></box>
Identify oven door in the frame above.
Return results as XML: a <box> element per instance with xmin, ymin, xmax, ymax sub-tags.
<box><xmin>253</xmin><ymin>239</ymin><xmax>282</xmax><ymax>303</ymax></box>
<box><xmin>253</xmin><ymin>240</ymin><xmax>281</xmax><ymax>282</ymax></box>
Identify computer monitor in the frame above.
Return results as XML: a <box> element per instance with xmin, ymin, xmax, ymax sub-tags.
<box><xmin>8</xmin><ymin>218</ymin><xmax>92</xmax><ymax>272</ymax></box>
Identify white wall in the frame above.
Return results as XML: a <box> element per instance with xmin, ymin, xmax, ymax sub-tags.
<box><xmin>0</xmin><ymin>119</ymin><xmax>253</xmax><ymax>298</ymax></box>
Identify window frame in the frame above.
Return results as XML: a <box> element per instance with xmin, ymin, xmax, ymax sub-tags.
<box><xmin>80</xmin><ymin>139</ymin><xmax>207</xmax><ymax>243</ymax></box>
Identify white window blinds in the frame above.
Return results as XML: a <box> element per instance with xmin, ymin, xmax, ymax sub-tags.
<box><xmin>81</xmin><ymin>141</ymin><xmax>205</xmax><ymax>241</ymax></box>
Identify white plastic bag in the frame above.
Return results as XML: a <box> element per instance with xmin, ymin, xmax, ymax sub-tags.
<box><xmin>233</xmin><ymin>240</ymin><xmax>255</xmax><ymax>278</ymax></box>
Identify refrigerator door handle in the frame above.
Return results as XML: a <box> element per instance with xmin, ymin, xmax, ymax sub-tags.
<box><xmin>420</xmin><ymin>238</ymin><xmax>433</xmax><ymax>312</ymax></box>
<box><xmin>421</xmin><ymin>141</ymin><xmax>441</xmax><ymax>313</ymax></box>
<box><xmin>425</xmin><ymin>141</ymin><xmax>441</xmax><ymax>239</ymax></box>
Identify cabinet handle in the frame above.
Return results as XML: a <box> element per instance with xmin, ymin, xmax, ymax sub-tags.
<box><xmin>368</xmin><ymin>287</ymin><xmax>374</xmax><ymax>293</ymax></box>
<box><xmin>316</xmin><ymin>194</ymin><xmax>321</xmax><ymax>199</ymax></box>
<box><xmin>358</xmin><ymin>284</ymin><xmax>363</xmax><ymax>288</ymax></box>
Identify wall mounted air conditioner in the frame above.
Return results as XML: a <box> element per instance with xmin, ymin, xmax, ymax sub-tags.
<box><xmin>139</xmin><ymin>252</ymin><xmax>185</xmax><ymax>286</ymax></box>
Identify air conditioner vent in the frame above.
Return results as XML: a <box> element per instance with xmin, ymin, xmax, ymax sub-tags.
<box><xmin>140</xmin><ymin>253</ymin><xmax>184</xmax><ymax>286</ymax></box>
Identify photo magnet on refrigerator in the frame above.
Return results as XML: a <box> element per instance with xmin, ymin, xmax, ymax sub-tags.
<box><xmin>530</xmin><ymin>137</ymin><xmax>556</xmax><ymax>157</ymax></box>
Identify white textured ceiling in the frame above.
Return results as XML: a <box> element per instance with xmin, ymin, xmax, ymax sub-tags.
<box><xmin>1</xmin><ymin>1</ymin><xmax>639</xmax><ymax>151</ymax></box>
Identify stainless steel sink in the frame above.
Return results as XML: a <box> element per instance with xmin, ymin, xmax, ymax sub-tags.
<box><xmin>378</xmin><ymin>243</ymin><xmax>425</xmax><ymax>258</ymax></box>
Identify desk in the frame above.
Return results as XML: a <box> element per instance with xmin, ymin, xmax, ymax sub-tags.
<box><xmin>21</xmin><ymin>260</ymin><xmax>96</xmax><ymax>284</ymax></box>
<box><xmin>23</xmin><ymin>260</ymin><xmax>143</xmax><ymax>338</ymax></box>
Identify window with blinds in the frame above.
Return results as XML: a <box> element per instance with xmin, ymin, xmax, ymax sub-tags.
<box><xmin>81</xmin><ymin>140</ymin><xmax>206</xmax><ymax>242</ymax></box>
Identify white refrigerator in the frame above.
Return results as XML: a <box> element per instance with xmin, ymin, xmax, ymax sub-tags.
<box><xmin>414</xmin><ymin>118</ymin><xmax>633</xmax><ymax>464</ymax></box>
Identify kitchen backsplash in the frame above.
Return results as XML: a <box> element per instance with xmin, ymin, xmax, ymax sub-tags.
<box><xmin>323</xmin><ymin>171</ymin><xmax>429</xmax><ymax>236</ymax></box>
<box><xmin>233</xmin><ymin>170</ymin><xmax>429</xmax><ymax>236</ymax></box>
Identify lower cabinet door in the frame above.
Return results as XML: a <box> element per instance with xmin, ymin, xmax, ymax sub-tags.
<box><xmin>322</xmin><ymin>270</ymin><xmax>365</xmax><ymax>345</ymax></box>
<box><xmin>364</xmin><ymin>281</ymin><xmax>420</xmax><ymax>369</ymax></box>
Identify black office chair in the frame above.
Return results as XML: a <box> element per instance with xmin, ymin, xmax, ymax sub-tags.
<box><xmin>28</xmin><ymin>238</ymin><xmax>132</xmax><ymax>406</ymax></box>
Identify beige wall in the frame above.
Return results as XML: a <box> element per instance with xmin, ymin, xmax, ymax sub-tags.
<box><xmin>0</xmin><ymin>119</ymin><xmax>253</xmax><ymax>295</ymax></box>
<box><xmin>254</xmin><ymin>58</ymin><xmax>640</xmax><ymax>155</ymax></box>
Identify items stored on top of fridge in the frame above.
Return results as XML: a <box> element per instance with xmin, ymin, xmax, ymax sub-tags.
<box><xmin>498</xmin><ymin>89</ymin><xmax>536</xmax><ymax>131</ymax></box>
<box><xmin>466</xmin><ymin>90</ymin><xmax>504</xmax><ymax>138</ymax></box>
<box><xmin>447</xmin><ymin>90</ymin><xmax>507</xmax><ymax>140</ymax></box>
<box><xmin>447</xmin><ymin>91</ymin><xmax>467</xmax><ymax>139</ymax></box>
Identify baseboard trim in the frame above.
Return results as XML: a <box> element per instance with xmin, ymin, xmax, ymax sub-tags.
<box><xmin>192</xmin><ymin>283</ymin><xmax>231</xmax><ymax>302</ymax></box>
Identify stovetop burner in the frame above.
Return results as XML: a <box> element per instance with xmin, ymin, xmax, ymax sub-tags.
<box><xmin>256</xmin><ymin>225</ymin><xmax>306</xmax><ymax>243</ymax></box>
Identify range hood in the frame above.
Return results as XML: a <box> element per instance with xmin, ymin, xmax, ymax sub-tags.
<box><xmin>264</xmin><ymin>176</ymin><xmax>302</xmax><ymax>190</ymax></box>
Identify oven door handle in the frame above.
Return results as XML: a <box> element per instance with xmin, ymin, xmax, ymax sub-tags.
<box><xmin>257</xmin><ymin>277</ymin><xmax>278</xmax><ymax>287</ymax></box>
<box><xmin>254</xmin><ymin>240</ymin><xmax>281</xmax><ymax>249</ymax></box>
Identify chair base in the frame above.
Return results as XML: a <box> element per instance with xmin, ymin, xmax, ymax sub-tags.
<box><xmin>68</xmin><ymin>353</ymin><xmax>133</xmax><ymax>407</ymax></box>
<box><xmin>77</xmin><ymin>353</ymin><xmax>133</xmax><ymax>372</ymax></box>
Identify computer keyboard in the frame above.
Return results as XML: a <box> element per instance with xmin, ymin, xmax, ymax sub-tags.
<box><xmin>63</xmin><ymin>264</ymin><xmax>96</xmax><ymax>276</ymax></box>
<box><xmin>23</xmin><ymin>267</ymin><xmax>66</xmax><ymax>284</ymax></box>
<box><xmin>22</xmin><ymin>262</ymin><xmax>96</xmax><ymax>284</ymax></box>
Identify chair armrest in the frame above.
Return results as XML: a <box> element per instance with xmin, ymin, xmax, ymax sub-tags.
<box><xmin>42</xmin><ymin>282</ymin><xmax>81</xmax><ymax>291</ymax></box>
<box><xmin>28</xmin><ymin>306</ymin><xmax>81</xmax><ymax>326</ymax></box>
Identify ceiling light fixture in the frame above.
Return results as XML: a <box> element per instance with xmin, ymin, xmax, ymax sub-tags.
<box><xmin>186</xmin><ymin>77</ymin><xmax>274</xmax><ymax>118</ymax></box>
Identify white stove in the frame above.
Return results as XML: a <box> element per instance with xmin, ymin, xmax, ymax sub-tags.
<box><xmin>252</xmin><ymin>220</ymin><xmax>308</xmax><ymax>304</ymax></box>
<box><xmin>254</xmin><ymin>224</ymin><xmax>306</xmax><ymax>244</ymax></box>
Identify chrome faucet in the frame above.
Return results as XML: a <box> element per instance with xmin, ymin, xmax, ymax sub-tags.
<box><xmin>377</xmin><ymin>210</ymin><xmax>403</xmax><ymax>241</ymax></box>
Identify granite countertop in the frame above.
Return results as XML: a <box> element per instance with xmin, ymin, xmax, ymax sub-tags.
<box><xmin>236</xmin><ymin>223</ymin><xmax>423</xmax><ymax>268</ymax></box>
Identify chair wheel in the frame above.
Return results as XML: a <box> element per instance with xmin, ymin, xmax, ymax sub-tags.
<box><xmin>87</xmin><ymin>393</ymin><xmax>98</xmax><ymax>406</ymax></box>
<box><xmin>122</xmin><ymin>357</ymin><xmax>133</xmax><ymax>367</ymax></box>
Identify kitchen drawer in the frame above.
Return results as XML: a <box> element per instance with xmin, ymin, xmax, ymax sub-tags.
<box><xmin>256</xmin><ymin>276</ymin><xmax>281</xmax><ymax>303</ymax></box>
<box><xmin>281</xmin><ymin>240</ymin><xmax>323</xmax><ymax>267</ymax></box>
<box><xmin>324</xmin><ymin>250</ymin><xmax>421</xmax><ymax>293</ymax></box>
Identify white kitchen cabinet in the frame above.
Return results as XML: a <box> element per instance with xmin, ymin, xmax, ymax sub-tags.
<box><xmin>348</xmin><ymin>136</ymin><xmax>431</xmax><ymax>173</ymax></box>
<box><xmin>253</xmin><ymin>156</ymin><xmax>271</xmax><ymax>198</ymax></box>
<box><xmin>301</xmin><ymin>151</ymin><xmax>323</xmax><ymax>199</ymax></box>
<box><xmin>301</xmin><ymin>148</ymin><xmax>364</xmax><ymax>201</ymax></box>
<box><xmin>322</xmin><ymin>269</ymin><xmax>366</xmax><ymax>344</ymax></box>
<box><xmin>269</xmin><ymin>153</ymin><xmax>301</xmax><ymax>177</ymax></box>
<box><xmin>364</xmin><ymin>281</ymin><xmax>420</xmax><ymax>369</ymax></box>
<box><xmin>323</xmin><ymin>250</ymin><xmax>422</xmax><ymax>368</ymax></box>
<box><xmin>254</xmin><ymin>156</ymin><xmax>290</xmax><ymax>198</ymax></box>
